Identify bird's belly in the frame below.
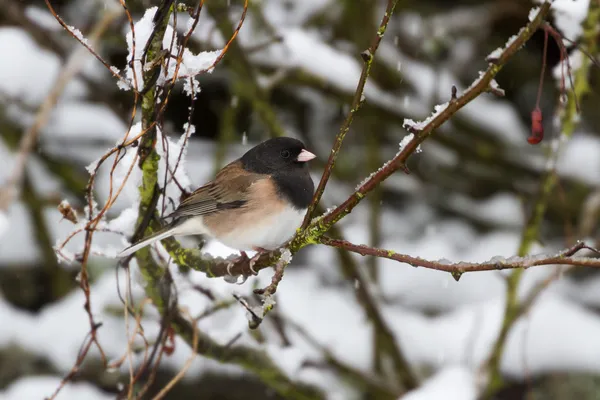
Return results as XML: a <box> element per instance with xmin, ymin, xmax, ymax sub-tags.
<box><xmin>217</xmin><ymin>207</ymin><xmax>306</xmax><ymax>251</ymax></box>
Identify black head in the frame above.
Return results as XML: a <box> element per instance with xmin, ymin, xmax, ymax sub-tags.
<box><xmin>240</xmin><ymin>137</ymin><xmax>315</xmax><ymax>174</ymax></box>
<box><xmin>241</xmin><ymin>137</ymin><xmax>316</xmax><ymax>210</ymax></box>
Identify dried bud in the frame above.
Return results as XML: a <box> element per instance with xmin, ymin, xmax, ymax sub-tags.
<box><xmin>528</xmin><ymin>107</ymin><xmax>544</xmax><ymax>145</ymax></box>
<box><xmin>58</xmin><ymin>200</ymin><xmax>78</xmax><ymax>224</ymax></box>
<box><xmin>163</xmin><ymin>327</ymin><xmax>176</xmax><ymax>356</ymax></box>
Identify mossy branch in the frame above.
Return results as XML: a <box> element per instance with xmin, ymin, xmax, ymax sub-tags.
<box><xmin>129</xmin><ymin>2</ymin><xmax>322</xmax><ymax>398</ymax></box>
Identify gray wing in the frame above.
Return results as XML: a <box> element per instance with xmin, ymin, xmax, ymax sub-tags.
<box><xmin>166</xmin><ymin>161</ymin><xmax>265</xmax><ymax>219</ymax></box>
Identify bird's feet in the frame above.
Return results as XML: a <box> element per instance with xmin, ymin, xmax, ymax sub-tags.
<box><xmin>226</xmin><ymin>249</ymin><xmax>266</xmax><ymax>277</ymax></box>
<box><xmin>248</xmin><ymin>248</ymin><xmax>269</xmax><ymax>275</ymax></box>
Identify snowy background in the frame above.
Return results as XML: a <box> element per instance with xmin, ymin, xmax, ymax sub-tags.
<box><xmin>0</xmin><ymin>0</ymin><xmax>599</xmax><ymax>399</ymax></box>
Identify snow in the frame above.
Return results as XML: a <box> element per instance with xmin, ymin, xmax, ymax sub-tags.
<box><xmin>486</xmin><ymin>47</ymin><xmax>503</xmax><ymax>61</ymax></box>
<box><xmin>548</xmin><ymin>0</ymin><xmax>591</xmax><ymax>41</ymax></box>
<box><xmin>256</xmin><ymin>28</ymin><xmax>424</xmax><ymax>117</ymax></box>
<box><xmin>122</xmin><ymin>7</ymin><xmax>155</xmax><ymax>91</ymax></box>
<box><xmin>401</xmin><ymin>366</ymin><xmax>477</xmax><ymax>400</ymax></box>
<box><xmin>381</xmin><ymin>292</ymin><xmax>600</xmax><ymax>377</ymax></box>
<box><xmin>43</xmin><ymin>102</ymin><xmax>126</xmax><ymax>142</ymax></box>
<box><xmin>448</xmin><ymin>192</ymin><xmax>524</xmax><ymax>229</ymax></box>
<box><xmin>557</xmin><ymin>134</ymin><xmax>600</xmax><ymax>185</ymax></box>
<box><xmin>24</xmin><ymin>6</ymin><xmax>63</xmax><ymax>32</ymax></box>
<box><xmin>121</xmin><ymin>8</ymin><xmax>222</xmax><ymax>93</ymax></box>
<box><xmin>404</xmin><ymin>102</ymin><xmax>449</xmax><ymax>131</ymax></box>
<box><xmin>276</xmin><ymin>269</ymin><xmax>374</xmax><ymax>373</ymax></box>
<box><xmin>162</xmin><ymin>34</ymin><xmax>221</xmax><ymax>79</ymax></box>
<box><xmin>560</xmin><ymin>274</ymin><xmax>600</xmax><ymax>309</ymax></box>
<box><xmin>67</xmin><ymin>25</ymin><xmax>89</xmax><ymax>46</ymax></box>
<box><xmin>0</xmin><ymin>376</ymin><xmax>112</xmax><ymax>400</ymax></box>
<box><xmin>399</xmin><ymin>133</ymin><xmax>415</xmax><ymax>151</ymax></box>
<box><xmin>528</xmin><ymin>7</ymin><xmax>541</xmax><ymax>22</ymax></box>
<box><xmin>0</xmin><ymin>203</ymin><xmax>41</xmax><ymax>264</ymax></box>
<box><xmin>267</xmin><ymin>29</ymin><xmax>366</xmax><ymax>94</ymax></box>
<box><xmin>489</xmin><ymin>79</ymin><xmax>503</xmax><ymax>94</ymax></box>
<box><xmin>262</xmin><ymin>0</ymin><xmax>334</xmax><ymax>27</ymax></box>
<box><xmin>0</xmin><ymin>211</ymin><xmax>8</xmax><ymax>240</ymax></box>
<box><xmin>0</xmin><ymin>28</ymin><xmax>86</xmax><ymax>105</ymax></box>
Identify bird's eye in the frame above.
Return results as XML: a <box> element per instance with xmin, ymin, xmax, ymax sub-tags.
<box><xmin>280</xmin><ymin>150</ymin><xmax>291</xmax><ymax>159</ymax></box>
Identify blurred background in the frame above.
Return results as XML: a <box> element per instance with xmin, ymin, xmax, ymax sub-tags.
<box><xmin>0</xmin><ymin>0</ymin><xmax>599</xmax><ymax>399</ymax></box>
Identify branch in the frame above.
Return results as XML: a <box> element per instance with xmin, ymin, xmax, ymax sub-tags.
<box><xmin>301</xmin><ymin>0</ymin><xmax>401</xmax><ymax>228</ymax></box>
<box><xmin>320</xmin><ymin>238</ymin><xmax>600</xmax><ymax>278</ymax></box>
<box><xmin>315</xmin><ymin>1</ymin><xmax>552</xmax><ymax>232</ymax></box>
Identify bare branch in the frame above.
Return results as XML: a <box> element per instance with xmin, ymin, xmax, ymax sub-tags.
<box><xmin>320</xmin><ymin>238</ymin><xmax>600</xmax><ymax>278</ymax></box>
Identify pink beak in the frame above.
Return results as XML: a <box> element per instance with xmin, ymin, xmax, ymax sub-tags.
<box><xmin>297</xmin><ymin>149</ymin><xmax>316</xmax><ymax>162</ymax></box>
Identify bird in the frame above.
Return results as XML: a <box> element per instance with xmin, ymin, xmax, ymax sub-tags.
<box><xmin>117</xmin><ymin>137</ymin><xmax>316</xmax><ymax>259</ymax></box>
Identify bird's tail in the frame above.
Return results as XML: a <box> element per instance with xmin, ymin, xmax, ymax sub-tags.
<box><xmin>117</xmin><ymin>226</ymin><xmax>175</xmax><ymax>258</ymax></box>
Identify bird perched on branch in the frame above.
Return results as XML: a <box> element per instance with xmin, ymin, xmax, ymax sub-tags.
<box><xmin>118</xmin><ymin>137</ymin><xmax>316</xmax><ymax>259</ymax></box>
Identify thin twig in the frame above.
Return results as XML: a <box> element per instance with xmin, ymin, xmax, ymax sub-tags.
<box><xmin>151</xmin><ymin>311</ymin><xmax>199</xmax><ymax>400</ymax></box>
<box><xmin>301</xmin><ymin>0</ymin><xmax>401</xmax><ymax>228</ymax></box>
<box><xmin>44</xmin><ymin>0</ymin><xmax>133</xmax><ymax>90</ymax></box>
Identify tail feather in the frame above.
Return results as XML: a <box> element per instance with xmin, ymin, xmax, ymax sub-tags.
<box><xmin>117</xmin><ymin>227</ymin><xmax>175</xmax><ymax>258</ymax></box>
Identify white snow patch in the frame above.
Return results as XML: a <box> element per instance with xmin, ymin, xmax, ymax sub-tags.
<box><xmin>121</xmin><ymin>8</ymin><xmax>221</xmax><ymax>92</ymax></box>
<box><xmin>0</xmin><ymin>212</ymin><xmax>8</xmax><ymax>240</ymax></box>
<box><xmin>67</xmin><ymin>25</ymin><xmax>89</xmax><ymax>46</ymax></box>
<box><xmin>43</xmin><ymin>102</ymin><xmax>126</xmax><ymax>142</ymax></box>
<box><xmin>0</xmin><ymin>376</ymin><xmax>112</xmax><ymax>400</ymax></box>
<box><xmin>549</xmin><ymin>0</ymin><xmax>591</xmax><ymax>41</ymax></box>
<box><xmin>0</xmin><ymin>28</ymin><xmax>86</xmax><ymax>105</ymax></box>
<box><xmin>402</xmin><ymin>366</ymin><xmax>477</xmax><ymax>400</ymax></box>
<box><xmin>24</xmin><ymin>6</ymin><xmax>62</xmax><ymax>31</ymax></box>
<box><xmin>448</xmin><ymin>192</ymin><xmax>524</xmax><ymax>228</ymax></box>
<box><xmin>557</xmin><ymin>134</ymin><xmax>600</xmax><ymax>185</ymax></box>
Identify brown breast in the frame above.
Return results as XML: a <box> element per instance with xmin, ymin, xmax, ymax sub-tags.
<box><xmin>202</xmin><ymin>178</ymin><xmax>287</xmax><ymax>238</ymax></box>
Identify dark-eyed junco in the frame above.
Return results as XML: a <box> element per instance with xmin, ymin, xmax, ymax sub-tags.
<box><xmin>118</xmin><ymin>137</ymin><xmax>316</xmax><ymax>258</ymax></box>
